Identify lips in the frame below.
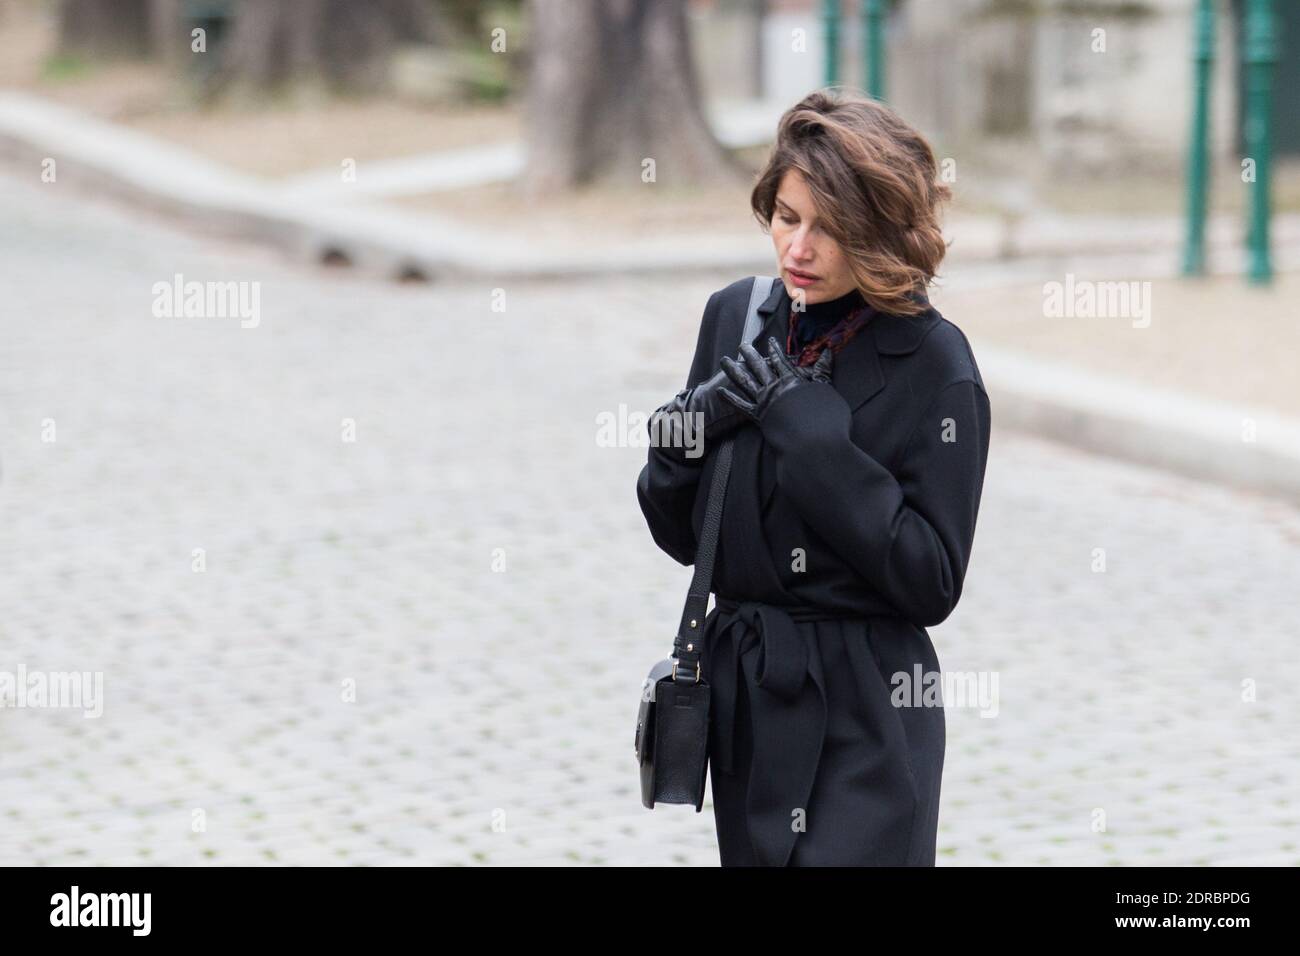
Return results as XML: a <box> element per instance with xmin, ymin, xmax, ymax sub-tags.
<box><xmin>787</xmin><ymin>268</ymin><xmax>819</xmax><ymax>281</ymax></box>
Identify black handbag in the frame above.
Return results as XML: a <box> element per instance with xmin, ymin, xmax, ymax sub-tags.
<box><xmin>635</xmin><ymin>275</ymin><xmax>776</xmax><ymax>811</ymax></box>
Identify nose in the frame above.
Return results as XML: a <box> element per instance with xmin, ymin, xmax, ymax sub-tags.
<box><xmin>786</xmin><ymin>225</ymin><xmax>812</xmax><ymax>263</ymax></box>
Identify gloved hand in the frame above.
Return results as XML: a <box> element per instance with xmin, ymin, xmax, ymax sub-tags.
<box><xmin>648</xmin><ymin>363</ymin><xmax>751</xmax><ymax>458</ymax></box>
<box><xmin>789</xmin><ymin>347</ymin><xmax>835</xmax><ymax>384</ymax></box>
<box><xmin>718</xmin><ymin>337</ymin><xmax>834</xmax><ymax>424</ymax></box>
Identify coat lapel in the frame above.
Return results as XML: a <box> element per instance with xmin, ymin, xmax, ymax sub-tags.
<box><xmin>747</xmin><ymin>277</ymin><xmax>786</xmax><ymax>352</ymax></box>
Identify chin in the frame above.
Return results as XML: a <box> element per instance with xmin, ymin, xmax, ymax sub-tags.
<box><xmin>786</xmin><ymin>284</ymin><xmax>828</xmax><ymax>306</ymax></box>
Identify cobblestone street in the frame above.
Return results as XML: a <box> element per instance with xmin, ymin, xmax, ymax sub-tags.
<box><xmin>2</xmin><ymin>172</ymin><xmax>1298</xmax><ymax>866</ymax></box>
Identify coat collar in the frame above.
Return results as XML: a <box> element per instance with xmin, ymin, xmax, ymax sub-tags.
<box><xmin>748</xmin><ymin>279</ymin><xmax>940</xmax><ymax>412</ymax></box>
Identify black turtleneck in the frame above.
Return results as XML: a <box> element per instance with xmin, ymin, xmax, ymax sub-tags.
<box><xmin>789</xmin><ymin>285</ymin><xmax>868</xmax><ymax>350</ymax></box>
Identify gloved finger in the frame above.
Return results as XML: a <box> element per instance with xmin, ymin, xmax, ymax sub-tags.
<box><xmin>718</xmin><ymin>386</ymin><xmax>756</xmax><ymax>418</ymax></box>
<box><xmin>788</xmin><ymin>359</ymin><xmax>815</xmax><ymax>380</ymax></box>
<box><xmin>766</xmin><ymin>338</ymin><xmax>802</xmax><ymax>379</ymax></box>
<box><xmin>812</xmin><ymin>347</ymin><xmax>834</xmax><ymax>382</ymax></box>
<box><xmin>720</xmin><ymin>355</ymin><xmax>761</xmax><ymax>399</ymax></box>
<box><xmin>738</xmin><ymin>342</ymin><xmax>775</xmax><ymax>386</ymax></box>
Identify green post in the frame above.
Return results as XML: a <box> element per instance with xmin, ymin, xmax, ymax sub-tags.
<box><xmin>822</xmin><ymin>0</ymin><xmax>840</xmax><ymax>85</ymax></box>
<box><xmin>1182</xmin><ymin>0</ymin><xmax>1214</xmax><ymax>276</ymax></box>
<box><xmin>1243</xmin><ymin>0</ymin><xmax>1276</xmax><ymax>285</ymax></box>
<box><xmin>862</xmin><ymin>0</ymin><xmax>886</xmax><ymax>100</ymax></box>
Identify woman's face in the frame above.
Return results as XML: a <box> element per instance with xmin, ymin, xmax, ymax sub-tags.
<box><xmin>770</xmin><ymin>168</ymin><xmax>857</xmax><ymax>305</ymax></box>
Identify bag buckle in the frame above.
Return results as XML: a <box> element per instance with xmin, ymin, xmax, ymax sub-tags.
<box><xmin>672</xmin><ymin>658</ymin><xmax>700</xmax><ymax>683</ymax></box>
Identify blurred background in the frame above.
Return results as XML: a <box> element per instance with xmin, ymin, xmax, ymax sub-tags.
<box><xmin>0</xmin><ymin>0</ymin><xmax>1297</xmax><ymax>866</ymax></box>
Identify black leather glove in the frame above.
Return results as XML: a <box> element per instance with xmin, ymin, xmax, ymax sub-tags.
<box><xmin>648</xmin><ymin>364</ymin><xmax>751</xmax><ymax>459</ymax></box>
<box><xmin>719</xmin><ymin>338</ymin><xmax>834</xmax><ymax>423</ymax></box>
<box><xmin>790</xmin><ymin>347</ymin><xmax>835</xmax><ymax>384</ymax></box>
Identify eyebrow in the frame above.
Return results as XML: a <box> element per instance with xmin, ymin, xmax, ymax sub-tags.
<box><xmin>775</xmin><ymin>198</ymin><xmax>813</xmax><ymax>222</ymax></box>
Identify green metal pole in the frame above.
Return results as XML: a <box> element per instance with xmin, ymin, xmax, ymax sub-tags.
<box><xmin>822</xmin><ymin>0</ymin><xmax>840</xmax><ymax>86</ymax></box>
<box><xmin>863</xmin><ymin>0</ymin><xmax>886</xmax><ymax>101</ymax></box>
<box><xmin>1243</xmin><ymin>0</ymin><xmax>1276</xmax><ymax>285</ymax></box>
<box><xmin>1182</xmin><ymin>0</ymin><xmax>1214</xmax><ymax>277</ymax></box>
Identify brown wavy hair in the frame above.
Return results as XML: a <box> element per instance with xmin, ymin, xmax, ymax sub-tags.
<box><xmin>751</xmin><ymin>87</ymin><xmax>951</xmax><ymax>316</ymax></box>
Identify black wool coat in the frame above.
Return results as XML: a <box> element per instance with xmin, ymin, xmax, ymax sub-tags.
<box><xmin>636</xmin><ymin>276</ymin><xmax>991</xmax><ymax>866</ymax></box>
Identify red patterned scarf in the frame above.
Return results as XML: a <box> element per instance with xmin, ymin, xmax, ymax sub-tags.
<box><xmin>785</xmin><ymin>302</ymin><xmax>875</xmax><ymax>367</ymax></box>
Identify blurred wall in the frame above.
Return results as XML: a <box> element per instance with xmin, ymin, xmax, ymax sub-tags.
<box><xmin>690</xmin><ymin>0</ymin><xmax>1252</xmax><ymax>172</ymax></box>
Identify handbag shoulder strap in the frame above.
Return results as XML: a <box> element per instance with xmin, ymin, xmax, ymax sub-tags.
<box><xmin>741</xmin><ymin>275</ymin><xmax>776</xmax><ymax>348</ymax></box>
<box><xmin>672</xmin><ymin>275</ymin><xmax>777</xmax><ymax>680</ymax></box>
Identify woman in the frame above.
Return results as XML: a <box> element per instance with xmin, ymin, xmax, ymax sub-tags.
<box><xmin>636</xmin><ymin>88</ymin><xmax>991</xmax><ymax>866</ymax></box>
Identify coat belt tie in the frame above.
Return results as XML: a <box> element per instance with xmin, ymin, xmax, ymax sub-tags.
<box><xmin>705</xmin><ymin>596</ymin><xmax>847</xmax><ymax>867</ymax></box>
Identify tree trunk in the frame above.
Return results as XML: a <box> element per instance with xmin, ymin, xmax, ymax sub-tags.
<box><xmin>59</xmin><ymin>0</ymin><xmax>153</xmax><ymax>59</ymax></box>
<box><xmin>211</xmin><ymin>0</ymin><xmax>440</xmax><ymax>96</ymax></box>
<box><xmin>147</xmin><ymin>0</ymin><xmax>185</xmax><ymax>66</ymax></box>
<box><xmin>522</xmin><ymin>0</ymin><xmax>747</xmax><ymax>194</ymax></box>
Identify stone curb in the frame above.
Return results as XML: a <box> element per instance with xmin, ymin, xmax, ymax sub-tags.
<box><xmin>979</xmin><ymin>344</ymin><xmax>1300</xmax><ymax>504</ymax></box>
<box><xmin>0</xmin><ymin>91</ymin><xmax>773</xmax><ymax>281</ymax></box>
